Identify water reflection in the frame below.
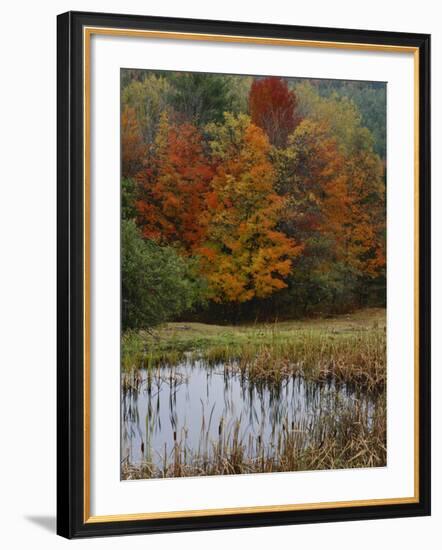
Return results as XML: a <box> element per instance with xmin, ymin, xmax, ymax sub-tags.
<box><xmin>121</xmin><ymin>360</ymin><xmax>378</xmax><ymax>471</ymax></box>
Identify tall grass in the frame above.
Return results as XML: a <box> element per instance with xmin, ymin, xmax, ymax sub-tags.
<box><xmin>123</xmin><ymin>326</ymin><xmax>386</xmax><ymax>391</ymax></box>
<box><xmin>121</xmin><ymin>392</ymin><xmax>386</xmax><ymax>480</ymax></box>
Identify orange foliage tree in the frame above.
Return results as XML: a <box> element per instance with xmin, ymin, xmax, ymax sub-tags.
<box><xmin>340</xmin><ymin>143</ymin><xmax>385</xmax><ymax>277</ymax></box>
<box><xmin>121</xmin><ymin>106</ymin><xmax>147</xmax><ymax>179</ymax></box>
<box><xmin>198</xmin><ymin>113</ymin><xmax>303</xmax><ymax>303</ymax></box>
<box><xmin>278</xmin><ymin>119</ymin><xmax>385</xmax><ymax>284</ymax></box>
<box><xmin>291</xmin><ymin>83</ymin><xmax>386</xmax><ymax>280</ymax></box>
<box><xmin>135</xmin><ymin>113</ymin><xmax>213</xmax><ymax>252</ymax></box>
<box><xmin>249</xmin><ymin>77</ymin><xmax>301</xmax><ymax>147</ymax></box>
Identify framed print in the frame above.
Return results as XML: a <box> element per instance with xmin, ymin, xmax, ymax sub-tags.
<box><xmin>57</xmin><ymin>11</ymin><xmax>431</xmax><ymax>538</ymax></box>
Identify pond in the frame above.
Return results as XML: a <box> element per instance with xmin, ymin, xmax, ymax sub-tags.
<box><xmin>121</xmin><ymin>360</ymin><xmax>379</xmax><ymax>475</ymax></box>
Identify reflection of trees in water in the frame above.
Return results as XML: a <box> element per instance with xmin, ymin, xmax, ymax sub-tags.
<box><xmin>121</xmin><ymin>361</ymin><xmax>380</xmax><ymax>472</ymax></box>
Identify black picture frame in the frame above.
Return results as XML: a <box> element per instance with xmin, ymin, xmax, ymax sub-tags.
<box><xmin>57</xmin><ymin>10</ymin><xmax>431</xmax><ymax>539</ymax></box>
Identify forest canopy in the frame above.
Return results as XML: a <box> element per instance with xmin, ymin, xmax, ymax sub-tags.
<box><xmin>121</xmin><ymin>69</ymin><xmax>386</xmax><ymax>329</ymax></box>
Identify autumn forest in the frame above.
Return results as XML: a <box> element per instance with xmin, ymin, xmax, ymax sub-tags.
<box><xmin>121</xmin><ymin>69</ymin><xmax>387</xmax><ymax>479</ymax></box>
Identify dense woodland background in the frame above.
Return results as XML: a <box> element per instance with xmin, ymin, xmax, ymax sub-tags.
<box><xmin>121</xmin><ymin>70</ymin><xmax>386</xmax><ymax>328</ymax></box>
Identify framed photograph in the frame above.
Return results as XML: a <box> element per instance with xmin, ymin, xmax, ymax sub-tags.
<box><xmin>57</xmin><ymin>11</ymin><xmax>431</xmax><ymax>538</ymax></box>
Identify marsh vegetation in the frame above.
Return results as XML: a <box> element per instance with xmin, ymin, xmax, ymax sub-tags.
<box><xmin>121</xmin><ymin>309</ymin><xmax>386</xmax><ymax>479</ymax></box>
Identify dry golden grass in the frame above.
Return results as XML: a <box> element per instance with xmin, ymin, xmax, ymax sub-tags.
<box><xmin>121</xmin><ymin>392</ymin><xmax>386</xmax><ymax>479</ymax></box>
<box><xmin>122</xmin><ymin>308</ymin><xmax>386</xmax><ymax>390</ymax></box>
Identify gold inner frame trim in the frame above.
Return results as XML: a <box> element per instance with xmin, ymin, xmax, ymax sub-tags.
<box><xmin>83</xmin><ymin>26</ymin><xmax>420</xmax><ymax>524</ymax></box>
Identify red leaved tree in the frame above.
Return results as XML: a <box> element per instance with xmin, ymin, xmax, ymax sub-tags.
<box><xmin>135</xmin><ymin>114</ymin><xmax>213</xmax><ymax>252</ymax></box>
<box><xmin>249</xmin><ymin>77</ymin><xmax>301</xmax><ymax>147</ymax></box>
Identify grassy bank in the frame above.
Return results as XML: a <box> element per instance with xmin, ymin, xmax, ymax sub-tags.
<box><xmin>122</xmin><ymin>308</ymin><xmax>386</xmax><ymax>391</ymax></box>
